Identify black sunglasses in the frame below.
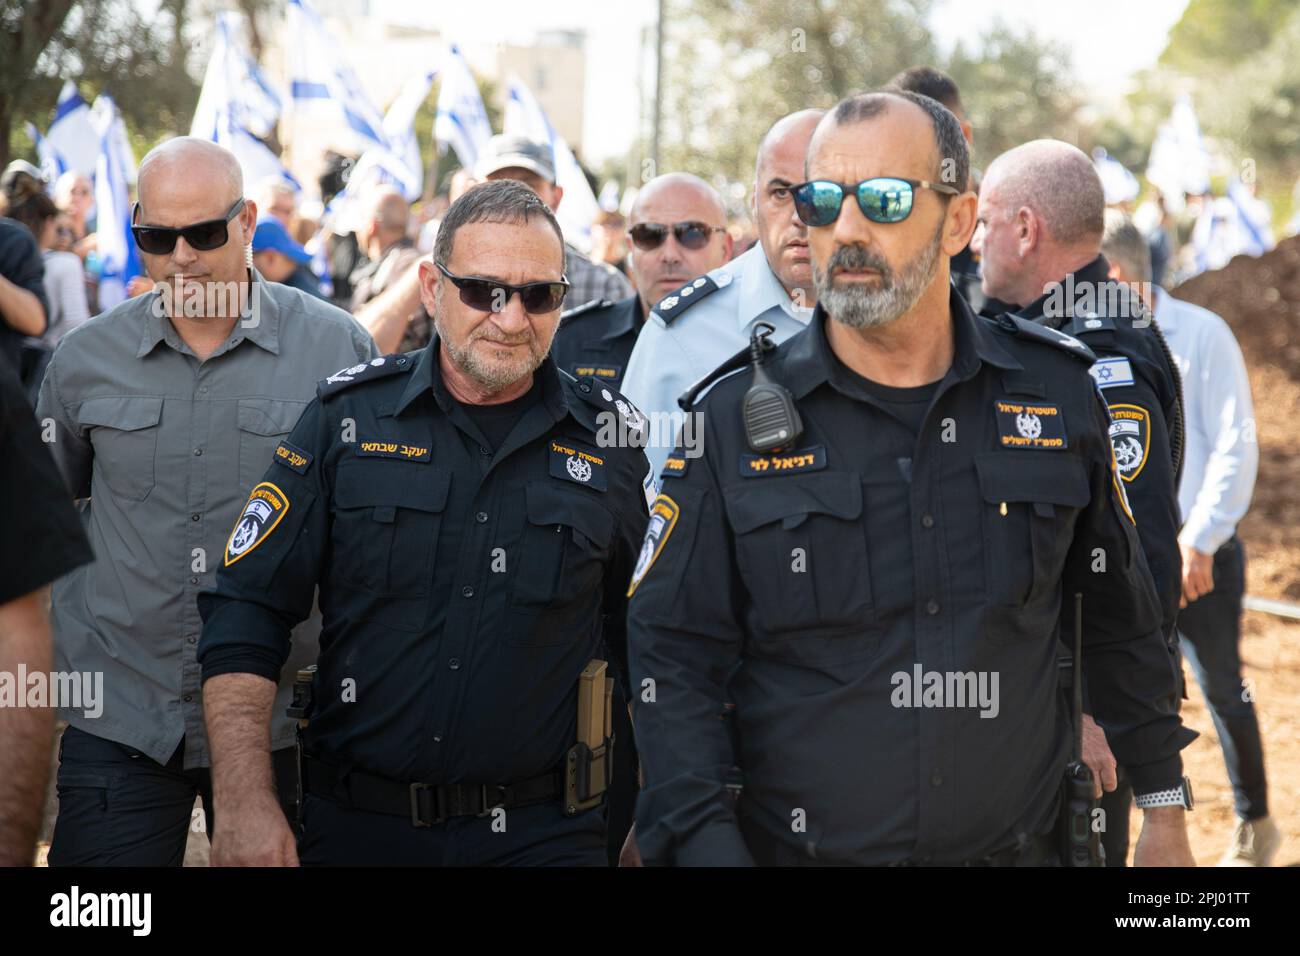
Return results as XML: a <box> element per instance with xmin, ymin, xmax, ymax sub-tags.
<box><xmin>792</xmin><ymin>178</ymin><xmax>959</xmax><ymax>227</ymax></box>
<box><xmin>131</xmin><ymin>198</ymin><xmax>247</xmax><ymax>255</ymax></box>
<box><xmin>435</xmin><ymin>261</ymin><xmax>569</xmax><ymax>315</ymax></box>
<box><xmin>628</xmin><ymin>221</ymin><xmax>726</xmax><ymax>252</ymax></box>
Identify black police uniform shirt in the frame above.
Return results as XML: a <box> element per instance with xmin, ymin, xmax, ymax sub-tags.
<box><xmin>0</xmin><ymin>358</ymin><xmax>92</xmax><ymax>603</ymax></box>
<box><xmin>197</xmin><ymin>344</ymin><xmax>650</xmax><ymax>787</ymax></box>
<box><xmin>550</xmin><ymin>295</ymin><xmax>643</xmax><ymax>389</ymax></box>
<box><xmin>1008</xmin><ymin>254</ymin><xmax>1183</xmax><ymax>643</ymax></box>
<box><xmin>626</xmin><ymin>287</ymin><xmax>1195</xmax><ymax>866</ymax></box>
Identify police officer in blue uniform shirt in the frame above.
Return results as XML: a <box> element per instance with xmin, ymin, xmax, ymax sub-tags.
<box><xmin>627</xmin><ymin>91</ymin><xmax>1196</xmax><ymax>867</ymax></box>
<box><xmin>197</xmin><ymin>181</ymin><xmax>649</xmax><ymax>866</ymax></box>
<box><xmin>621</xmin><ymin>110</ymin><xmax>824</xmax><ymax>478</ymax></box>
<box><xmin>974</xmin><ymin>143</ymin><xmax>1187</xmax><ymax>866</ymax></box>
<box><xmin>551</xmin><ymin>173</ymin><xmax>733</xmax><ymax>390</ymax></box>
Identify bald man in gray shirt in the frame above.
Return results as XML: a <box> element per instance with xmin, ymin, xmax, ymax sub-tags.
<box><xmin>36</xmin><ymin>138</ymin><xmax>377</xmax><ymax>865</ymax></box>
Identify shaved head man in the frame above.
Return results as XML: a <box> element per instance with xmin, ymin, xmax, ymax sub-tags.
<box><xmin>628</xmin><ymin>172</ymin><xmax>732</xmax><ymax>310</ymax></box>
<box><xmin>36</xmin><ymin>136</ymin><xmax>376</xmax><ymax>866</ymax></box>
<box><xmin>975</xmin><ymin>138</ymin><xmax>1192</xmax><ymax>869</ymax></box>
<box><xmin>973</xmin><ymin>139</ymin><xmax>1106</xmax><ymax>309</ymax></box>
<box><xmin>753</xmin><ymin>108</ymin><xmax>824</xmax><ymax>299</ymax></box>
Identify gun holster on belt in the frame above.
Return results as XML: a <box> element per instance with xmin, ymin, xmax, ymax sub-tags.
<box><xmin>563</xmin><ymin>660</ymin><xmax>614</xmax><ymax>816</ymax></box>
<box><xmin>286</xmin><ymin>665</ymin><xmax>317</xmax><ymax>830</ymax></box>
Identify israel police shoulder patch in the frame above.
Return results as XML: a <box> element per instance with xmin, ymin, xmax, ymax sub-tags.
<box><xmin>224</xmin><ymin>482</ymin><xmax>290</xmax><ymax>566</ymax></box>
<box><xmin>1108</xmin><ymin>403</ymin><xmax>1150</xmax><ymax>482</ymax></box>
<box><xmin>627</xmin><ymin>493</ymin><xmax>681</xmax><ymax>597</ymax></box>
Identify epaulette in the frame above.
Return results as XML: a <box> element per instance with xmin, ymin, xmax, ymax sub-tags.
<box><xmin>565</xmin><ymin>373</ymin><xmax>649</xmax><ymax>439</ymax></box>
<box><xmin>989</xmin><ymin>314</ymin><xmax>1096</xmax><ymax>364</ymax></box>
<box><xmin>1063</xmin><ymin>309</ymin><xmax>1118</xmax><ymax>335</ymax></box>
<box><xmin>652</xmin><ymin>269</ymin><xmax>733</xmax><ymax>325</ymax></box>
<box><xmin>317</xmin><ymin>355</ymin><xmax>414</xmax><ymax>399</ymax></box>
<box><xmin>561</xmin><ymin>299</ymin><xmax>613</xmax><ymax>321</ymax></box>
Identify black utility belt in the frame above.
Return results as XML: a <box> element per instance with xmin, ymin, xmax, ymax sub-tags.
<box><xmin>302</xmin><ymin>754</ymin><xmax>567</xmax><ymax>828</ymax></box>
<box><xmin>889</xmin><ymin>832</ymin><xmax>1057</xmax><ymax>868</ymax></box>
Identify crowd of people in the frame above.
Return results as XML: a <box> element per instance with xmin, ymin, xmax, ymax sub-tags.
<box><xmin>0</xmin><ymin>63</ymin><xmax>1278</xmax><ymax>869</ymax></box>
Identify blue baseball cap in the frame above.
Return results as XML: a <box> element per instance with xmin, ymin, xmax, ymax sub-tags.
<box><xmin>253</xmin><ymin>217</ymin><xmax>311</xmax><ymax>264</ymax></box>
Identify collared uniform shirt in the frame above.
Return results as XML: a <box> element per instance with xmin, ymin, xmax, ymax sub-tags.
<box><xmin>551</xmin><ymin>295</ymin><xmax>643</xmax><ymax>388</ymax></box>
<box><xmin>1010</xmin><ymin>255</ymin><xmax>1183</xmax><ymax>642</ymax></box>
<box><xmin>621</xmin><ymin>245</ymin><xmax>814</xmax><ymax>477</ymax></box>
<box><xmin>1155</xmin><ymin>292</ymin><xmax>1258</xmax><ymax>553</ymax></box>
<box><xmin>197</xmin><ymin>346</ymin><xmax>649</xmax><ymax>785</ymax></box>
<box><xmin>36</xmin><ymin>272</ymin><xmax>377</xmax><ymax>767</ymax></box>
<box><xmin>627</xmin><ymin>289</ymin><xmax>1193</xmax><ymax>866</ymax></box>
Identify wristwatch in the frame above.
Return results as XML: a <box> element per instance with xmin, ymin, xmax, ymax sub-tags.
<box><xmin>1135</xmin><ymin>776</ymin><xmax>1194</xmax><ymax>810</ymax></box>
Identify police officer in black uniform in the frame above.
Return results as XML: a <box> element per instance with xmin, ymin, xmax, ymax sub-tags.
<box><xmin>198</xmin><ymin>181</ymin><xmax>649</xmax><ymax>866</ymax></box>
<box><xmin>973</xmin><ymin>140</ymin><xmax>1186</xmax><ymax>865</ymax></box>
<box><xmin>626</xmin><ymin>92</ymin><xmax>1196</xmax><ymax>866</ymax></box>
<box><xmin>551</xmin><ymin>172</ymin><xmax>733</xmax><ymax>391</ymax></box>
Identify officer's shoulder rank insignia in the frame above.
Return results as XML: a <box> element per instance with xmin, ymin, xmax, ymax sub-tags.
<box><xmin>1088</xmin><ymin>355</ymin><xmax>1134</xmax><ymax>390</ymax></box>
<box><xmin>653</xmin><ymin>272</ymin><xmax>725</xmax><ymax>325</ymax></box>
<box><xmin>1069</xmin><ymin>310</ymin><xmax>1117</xmax><ymax>334</ymax></box>
<box><xmin>225</xmin><ymin>482</ymin><xmax>290</xmax><ymax>566</ymax></box>
<box><xmin>560</xmin><ymin>299</ymin><xmax>613</xmax><ymax>322</ymax></box>
<box><xmin>1107</xmin><ymin>403</ymin><xmax>1150</xmax><ymax>481</ymax></box>
<box><xmin>739</xmin><ymin>446</ymin><xmax>827</xmax><ymax>477</ymax></box>
<box><xmin>998</xmin><ymin>315</ymin><xmax>1096</xmax><ymax>364</ymax></box>
<box><xmin>356</xmin><ymin>438</ymin><xmax>431</xmax><ymax>462</ymax></box>
<box><xmin>994</xmin><ymin>400</ymin><xmax>1068</xmax><ymax>450</ymax></box>
<box><xmin>627</xmin><ymin>492</ymin><xmax>681</xmax><ymax>597</ymax></box>
<box><xmin>573</xmin><ymin>379</ymin><xmax>648</xmax><ymax>443</ymax></box>
<box><xmin>273</xmin><ymin>439</ymin><xmax>313</xmax><ymax>474</ymax></box>
<box><xmin>317</xmin><ymin>355</ymin><xmax>410</xmax><ymax>398</ymax></box>
<box><xmin>549</xmin><ymin>439</ymin><xmax>608</xmax><ymax>491</ymax></box>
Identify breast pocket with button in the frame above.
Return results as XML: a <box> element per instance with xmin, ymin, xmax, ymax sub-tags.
<box><xmin>330</xmin><ymin>459</ymin><xmax>451</xmax><ymax>631</ymax></box>
<box><xmin>79</xmin><ymin>395</ymin><xmax>164</xmax><ymax>502</ymax></box>
<box><xmin>506</xmin><ymin>480</ymin><xmax>615</xmax><ymax>647</ymax></box>
<box><xmin>237</xmin><ymin>398</ymin><xmax>310</xmax><ymax>494</ymax></box>
<box><xmin>724</xmin><ymin>471</ymin><xmax>876</xmax><ymax>662</ymax></box>
<box><xmin>974</xmin><ymin>451</ymin><xmax>1091</xmax><ymax>644</ymax></box>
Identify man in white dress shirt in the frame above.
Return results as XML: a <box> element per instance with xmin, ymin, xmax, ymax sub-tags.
<box><xmin>1103</xmin><ymin>210</ymin><xmax>1278</xmax><ymax>866</ymax></box>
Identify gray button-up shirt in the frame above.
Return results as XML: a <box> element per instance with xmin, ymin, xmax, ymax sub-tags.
<box><xmin>37</xmin><ymin>271</ymin><xmax>378</xmax><ymax>767</ymax></box>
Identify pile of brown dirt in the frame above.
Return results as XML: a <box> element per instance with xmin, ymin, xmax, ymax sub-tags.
<box><xmin>1174</xmin><ymin>238</ymin><xmax>1300</xmax><ymax>601</ymax></box>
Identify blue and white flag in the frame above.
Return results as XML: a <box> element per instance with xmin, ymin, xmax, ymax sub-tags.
<box><xmin>44</xmin><ymin>80</ymin><xmax>99</xmax><ymax>178</ymax></box>
<box><xmin>286</xmin><ymin>0</ymin><xmax>388</xmax><ymax>155</ymax></box>
<box><xmin>1227</xmin><ymin>177</ymin><xmax>1274</xmax><ymax>257</ymax></box>
<box><xmin>25</xmin><ymin>122</ymin><xmax>64</xmax><ymax>185</ymax></box>
<box><xmin>348</xmin><ymin>68</ymin><xmax>436</xmax><ymax>202</ymax></box>
<box><xmin>434</xmin><ymin>45</ymin><xmax>492</xmax><ymax>171</ymax></box>
<box><xmin>1092</xmin><ymin>147</ymin><xmax>1139</xmax><ymax>205</ymax></box>
<box><xmin>1146</xmin><ymin>94</ymin><xmax>1211</xmax><ymax>212</ymax></box>
<box><xmin>192</xmin><ymin>11</ymin><xmax>298</xmax><ymax>194</ymax></box>
<box><xmin>504</xmin><ymin>75</ymin><xmax>599</xmax><ymax>249</ymax></box>
<box><xmin>91</xmin><ymin>96</ymin><xmax>140</xmax><ymax>310</ymax></box>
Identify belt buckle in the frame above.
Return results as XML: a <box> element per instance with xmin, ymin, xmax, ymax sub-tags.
<box><xmin>409</xmin><ymin>783</ymin><xmax>444</xmax><ymax>827</ymax></box>
<box><xmin>476</xmin><ymin>784</ymin><xmax>507</xmax><ymax>819</ymax></box>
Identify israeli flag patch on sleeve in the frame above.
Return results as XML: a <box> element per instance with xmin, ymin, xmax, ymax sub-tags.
<box><xmin>1089</xmin><ymin>356</ymin><xmax>1134</xmax><ymax>390</ymax></box>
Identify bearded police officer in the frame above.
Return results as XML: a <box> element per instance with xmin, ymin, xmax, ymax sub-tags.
<box><xmin>626</xmin><ymin>91</ymin><xmax>1196</xmax><ymax>866</ymax></box>
<box><xmin>973</xmin><ymin>142</ymin><xmax>1187</xmax><ymax>866</ymax></box>
<box><xmin>198</xmin><ymin>181</ymin><xmax>649</xmax><ymax>866</ymax></box>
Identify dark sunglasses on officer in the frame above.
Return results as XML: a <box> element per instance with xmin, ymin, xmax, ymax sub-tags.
<box><xmin>435</xmin><ymin>261</ymin><xmax>570</xmax><ymax>315</ymax></box>
<box><xmin>131</xmin><ymin>198</ymin><xmax>247</xmax><ymax>255</ymax></box>
<box><xmin>791</xmin><ymin>177</ymin><xmax>959</xmax><ymax>227</ymax></box>
<box><xmin>627</xmin><ymin>220</ymin><xmax>726</xmax><ymax>252</ymax></box>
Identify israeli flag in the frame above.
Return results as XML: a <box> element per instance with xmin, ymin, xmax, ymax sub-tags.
<box><xmin>1089</xmin><ymin>356</ymin><xmax>1134</xmax><ymax>390</ymax></box>
<box><xmin>44</xmin><ymin>81</ymin><xmax>100</xmax><ymax>178</ymax></box>
<box><xmin>434</xmin><ymin>44</ymin><xmax>492</xmax><ymax>171</ymax></box>
<box><xmin>286</xmin><ymin>0</ymin><xmax>388</xmax><ymax>155</ymax></box>
<box><xmin>504</xmin><ymin>75</ymin><xmax>599</xmax><ymax>249</ymax></box>
<box><xmin>1092</xmin><ymin>148</ymin><xmax>1138</xmax><ymax>205</ymax></box>
<box><xmin>25</xmin><ymin>122</ymin><xmax>65</xmax><ymax>185</ymax></box>
<box><xmin>348</xmin><ymin>69</ymin><xmax>436</xmax><ymax>202</ymax></box>
<box><xmin>1227</xmin><ymin>177</ymin><xmax>1274</xmax><ymax>257</ymax></box>
<box><xmin>192</xmin><ymin>11</ymin><xmax>298</xmax><ymax>194</ymax></box>
<box><xmin>91</xmin><ymin>96</ymin><xmax>140</xmax><ymax>310</ymax></box>
<box><xmin>1145</xmin><ymin>94</ymin><xmax>1211</xmax><ymax>211</ymax></box>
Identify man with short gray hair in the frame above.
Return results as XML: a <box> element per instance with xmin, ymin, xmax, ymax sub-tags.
<box><xmin>199</xmin><ymin>179</ymin><xmax>649</xmax><ymax>866</ymax></box>
<box><xmin>37</xmin><ymin>136</ymin><xmax>376</xmax><ymax>866</ymax></box>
